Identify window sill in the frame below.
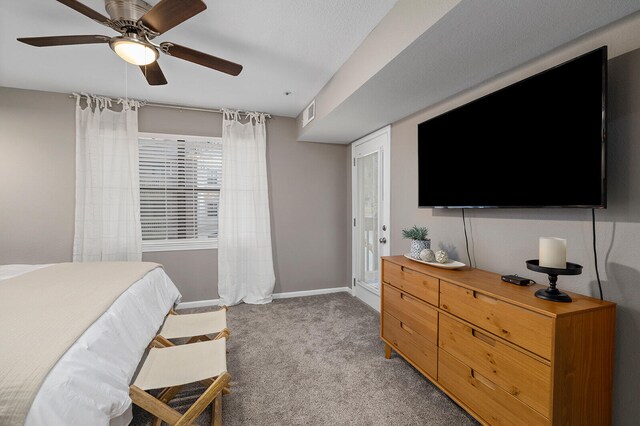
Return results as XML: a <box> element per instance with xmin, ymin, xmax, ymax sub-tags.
<box><xmin>142</xmin><ymin>239</ymin><xmax>218</xmax><ymax>253</ymax></box>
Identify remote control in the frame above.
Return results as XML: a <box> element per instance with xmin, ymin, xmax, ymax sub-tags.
<box><xmin>501</xmin><ymin>274</ymin><xmax>533</xmax><ymax>286</ymax></box>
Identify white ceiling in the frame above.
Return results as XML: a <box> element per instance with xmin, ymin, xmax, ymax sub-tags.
<box><xmin>0</xmin><ymin>0</ymin><xmax>398</xmax><ymax>117</ymax></box>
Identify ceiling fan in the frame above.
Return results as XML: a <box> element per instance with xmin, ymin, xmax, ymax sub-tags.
<box><xmin>17</xmin><ymin>0</ymin><xmax>243</xmax><ymax>85</ymax></box>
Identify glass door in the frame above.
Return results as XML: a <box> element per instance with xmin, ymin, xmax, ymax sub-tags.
<box><xmin>356</xmin><ymin>151</ymin><xmax>379</xmax><ymax>288</ymax></box>
<box><xmin>352</xmin><ymin>127</ymin><xmax>390</xmax><ymax>312</ymax></box>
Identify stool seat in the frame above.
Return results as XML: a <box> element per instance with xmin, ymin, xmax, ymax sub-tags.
<box><xmin>134</xmin><ymin>339</ymin><xmax>227</xmax><ymax>390</ymax></box>
<box><xmin>159</xmin><ymin>309</ymin><xmax>227</xmax><ymax>340</ymax></box>
<box><xmin>130</xmin><ymin>339</ymin><xmax>230</xmax><ymax>426</ymax></box>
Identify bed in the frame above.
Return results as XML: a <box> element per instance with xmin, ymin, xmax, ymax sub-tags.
<box><xmin>0</xmin><ymin>262</ymin><xmax>181</xmax><ymax>426</ymax></box>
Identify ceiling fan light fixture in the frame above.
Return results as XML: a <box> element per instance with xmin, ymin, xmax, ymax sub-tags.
<box><xmin>110</xmin><ymin>36</ymin><xmax>158</xmax><ymax>66</ymax></box>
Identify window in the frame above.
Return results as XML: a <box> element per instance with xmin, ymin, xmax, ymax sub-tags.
<box><xmin>138</xmin><ymin>133</ymin><xmax>222</xmax><ymax>252</ymax></box>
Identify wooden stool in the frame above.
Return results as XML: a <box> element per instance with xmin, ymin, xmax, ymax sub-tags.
<box><xmin>130</xmin><ymin>339</ymin><xmax>230</xmax><ymax>426</ymax></box>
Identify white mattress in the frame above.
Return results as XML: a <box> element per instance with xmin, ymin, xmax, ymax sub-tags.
<box><xmin>0</xmin><ymin>264</ymin><xmax>181</xmax><ymax>426</ymax></box>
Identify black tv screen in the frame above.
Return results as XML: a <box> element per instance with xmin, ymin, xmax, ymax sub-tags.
<box><xmin>418</xmin><ymin>46</ymin><xmax>607</xmax><ymax>208</ymax></box>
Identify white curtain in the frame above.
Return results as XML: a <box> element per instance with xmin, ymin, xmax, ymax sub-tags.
<box><xmin>218</xmin><ymin>110</ymin><xmax>275</xmax><ymax>305</ymax></box>
<box><xmin>73</xmin><ymin>94</ymin><xmax>142</xmax><ymax>262</ymax></box>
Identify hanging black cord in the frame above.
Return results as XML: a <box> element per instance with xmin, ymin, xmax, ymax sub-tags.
<box><xmin>592</xmin><ymin>208</ymin><xmax>604</xmax><ymax>300</ymax></box>
<box><xmin>462</xmin><ymin>208</ymin><xmax>473</xmax><ymax>268</ymax></box>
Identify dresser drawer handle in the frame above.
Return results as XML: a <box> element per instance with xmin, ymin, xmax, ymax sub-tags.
<box><xmin>473</xmin><ymin>291</ymin><xmax>498</xmax><ymax>304</ymax></box>
<box><xmin>472</xmin><ymin>329</ymin><xmax>496</xmax><ymax>347</ymax></box>
<box><xmin>400</xmin><ymin>292</ymin><xmax>416</xmax><ymax>303</ymax></box>
<box><xmin>401</xmin><ymin>266</ymin><xmax>415</xmax><ymax>275</ymax></box>
<box><xmin>471</xmin><ymin>369</ymin><xmax>497</xmax><ymax>390</ymax></box>
<box><xmin>400</xmin><ymin>322</ymin><xmax>416</xmax><ymax>335</ymax></box>
<box><xmin>403</xmin><ymin>266</ymin><xmax>427</xmax><ymax>277</ymax></box>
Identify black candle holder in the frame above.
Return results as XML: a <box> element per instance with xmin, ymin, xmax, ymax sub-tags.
<box><xmin>525</xmin><ymin>259</ymin><xmax>583</xmax><ymax>303</ymax></box>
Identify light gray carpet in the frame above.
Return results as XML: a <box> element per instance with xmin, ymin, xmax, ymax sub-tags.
<box><xmin>131</xmin><ymin>293</ymin><xmax>477</xmax><ymax>425</ymax></box>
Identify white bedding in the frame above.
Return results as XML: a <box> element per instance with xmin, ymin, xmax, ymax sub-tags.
<box><xmin>0</xmin><ymin>264</ymin><xmax>181</xmax><ymax>426</ymax></box>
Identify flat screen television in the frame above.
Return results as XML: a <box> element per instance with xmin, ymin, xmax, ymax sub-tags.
<box><xmin>418</xmin><ymin>46</ymin><xmax>607</xmax><ymax>208</ymax></box>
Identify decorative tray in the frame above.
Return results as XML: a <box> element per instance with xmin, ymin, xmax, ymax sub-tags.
<box><xmin>403</xmin><ymin>254</ymin><xmax>466</xmax><ymax>270</ymax></box>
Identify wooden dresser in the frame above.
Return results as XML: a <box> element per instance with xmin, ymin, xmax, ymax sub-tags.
<box><xmin>381</xmin><ymin>255</ymin><xmax>615</xmax><ymax>425</ymax></box>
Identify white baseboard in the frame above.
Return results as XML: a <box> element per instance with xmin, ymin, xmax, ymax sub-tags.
<box><xmin>177</xmin><ymin>286</ymin><xmax>352</xmax><ymax>309</ymax></box>
<box><xmin>177</xmin><ymin>298</ymin><xmax>221</xmax><ymax>309</ymax></box>
<box><xmin>272</xmin><ymin>286</ymin><xmax>352</xmax><ymax>300</ymax></box>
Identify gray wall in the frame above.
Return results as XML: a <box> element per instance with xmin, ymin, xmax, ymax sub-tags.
<box><xmin>389</xmin><ymin>48</ymin><xmax>640</xmax><ymax>425</ymax></box>
<box><xmin>0</xmin><ymin>89</ymin><xmax>76</xmax><ymax>263</ymax></box>
<box><xmin>0</xmin><ymin>87</ymin><xmax>350</xmax><ymax>302</ymax></box>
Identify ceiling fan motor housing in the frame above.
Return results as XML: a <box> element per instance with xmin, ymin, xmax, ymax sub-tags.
<box><xmin>105</xmin><ymin>0</ymin><xmax>153</xmax><ymax>34</ymax></box>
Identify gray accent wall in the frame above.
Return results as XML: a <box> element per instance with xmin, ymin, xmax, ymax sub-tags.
<box><xmin>389</xmin><ymin>48</ymin><xmax>640</xmax><ymax>425</ymax></box>
<box><xmin>0</xmin><ymin>87</ymin><xmax>350</xmax><ymax>302</ymax></box>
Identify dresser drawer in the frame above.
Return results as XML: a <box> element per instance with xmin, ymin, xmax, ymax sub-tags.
<box><xmin>439</xmin><ymin>314</ymin><xmax>551</xmax><ymax>417</ymax></box>
<box><xmin>383</xmin><ymin>261</ymin><xmax>439</xmax><ymax>306</ymax></box>
<box><xmin>440</xmin><ymin>281</ymin><xmax>553</xmax><ymax>359</ymax></box>
<box><xmin>382</xmin><ymin>312</ymin><xmax>438</xmax><ymax>379</ymax></box>
<box><xmin>438</xmin><ymin>350</ymin><xmax>549</xmax><ymax>426</ymax></box>
<box><xmin>383</xmin><ymin>284</ymin><xmax>438</xmax><ymax>344</ymax></box>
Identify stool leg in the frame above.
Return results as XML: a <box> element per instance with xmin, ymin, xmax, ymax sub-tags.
<box><xmin>152</xmin><ymin>416</ymin><xmax>162</xmax><ymax>426</ymax></box>
<box><xmin>212</xmin><ymin>395</ymin><xmax>222</xmax><ymax>426</ymax></box>
<box><xmin>155</xmin><ymin>335</ymin><xmax>175</xmax><ymax>348</ymax></box>
<box><xmin>186</xmin><ymin>335</ymin><xmax>202</xmax><ymax>344</ymax></box>
<box><xmin>214</xmin><ymin>328</ymin><xmax>230</xmax><ymax>341</ymax></box>
<box><xmin>158</xmin><ymin>385</ymin><xmax>183</xmax><ymax>404</ymax></box>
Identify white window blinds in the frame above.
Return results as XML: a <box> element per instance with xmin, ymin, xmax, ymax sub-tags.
<box><xmin>138</xmin><ymin>134</ymin><xmax>222</xmax><ymax>251</ymax></box>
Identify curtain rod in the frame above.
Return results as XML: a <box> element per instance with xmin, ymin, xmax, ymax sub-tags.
<box><xmin>68</xmin><ymin>94</ymin><xmax>271</xmax><ymax>117</ymax></box>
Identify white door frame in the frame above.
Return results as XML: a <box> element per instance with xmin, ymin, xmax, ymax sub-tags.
<box><xmin>351</xmin><ymin>125</ymin><xmax>391</xmax><ymax>312</ymax></box>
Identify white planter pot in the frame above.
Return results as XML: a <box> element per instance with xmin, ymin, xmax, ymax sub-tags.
<box><xmin>410</xmin><ymin>239</ymin><xmax>431</xmax><ymax>259</ymax></box>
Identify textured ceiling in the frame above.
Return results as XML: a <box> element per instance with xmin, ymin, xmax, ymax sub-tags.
<box><xmin>0</xmin><ymin>0</ymin><xmax>397</xmax><ymax>117</ymax></box>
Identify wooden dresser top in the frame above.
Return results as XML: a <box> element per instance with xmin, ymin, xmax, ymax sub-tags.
<box><xmin>382</xmin><ymin>255</ymin><xmax>615</xmax><ymax>318</ymax></box>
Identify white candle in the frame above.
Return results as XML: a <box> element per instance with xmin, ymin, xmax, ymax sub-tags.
<box><xmin>539</xmin><ymin>237</ymin><xmax>567</xmax><ymax>268</ymax></box>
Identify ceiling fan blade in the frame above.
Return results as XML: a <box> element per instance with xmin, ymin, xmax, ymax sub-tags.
<box><xmin>160</xmin><ymin>42</ymin><xmax>243</xmax><ymax>76</ymax></box>
<box><xmin>140</xmin><ymin>62</ymin><xmax>168</xmax><ymax>86</ymax></box>
<box><xmin>140</xmin><ymin>0</ymin><xmax>206</xmax><ymax>34</ymax></box>
<box><xmin>17</xmin><ymin>35</ymin><xmax>111</xmax><ymax>47</ymax></box>
<box><xmin>56</xmin><ymin>0</ymin><xmax>112</xmax><ymax>26</ymax></box>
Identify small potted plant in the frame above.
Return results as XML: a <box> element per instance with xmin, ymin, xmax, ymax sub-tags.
<box><xmin>402</xmin><ymin>225</ymin><xmax>431</xmax><ymax>259</ymax></box>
